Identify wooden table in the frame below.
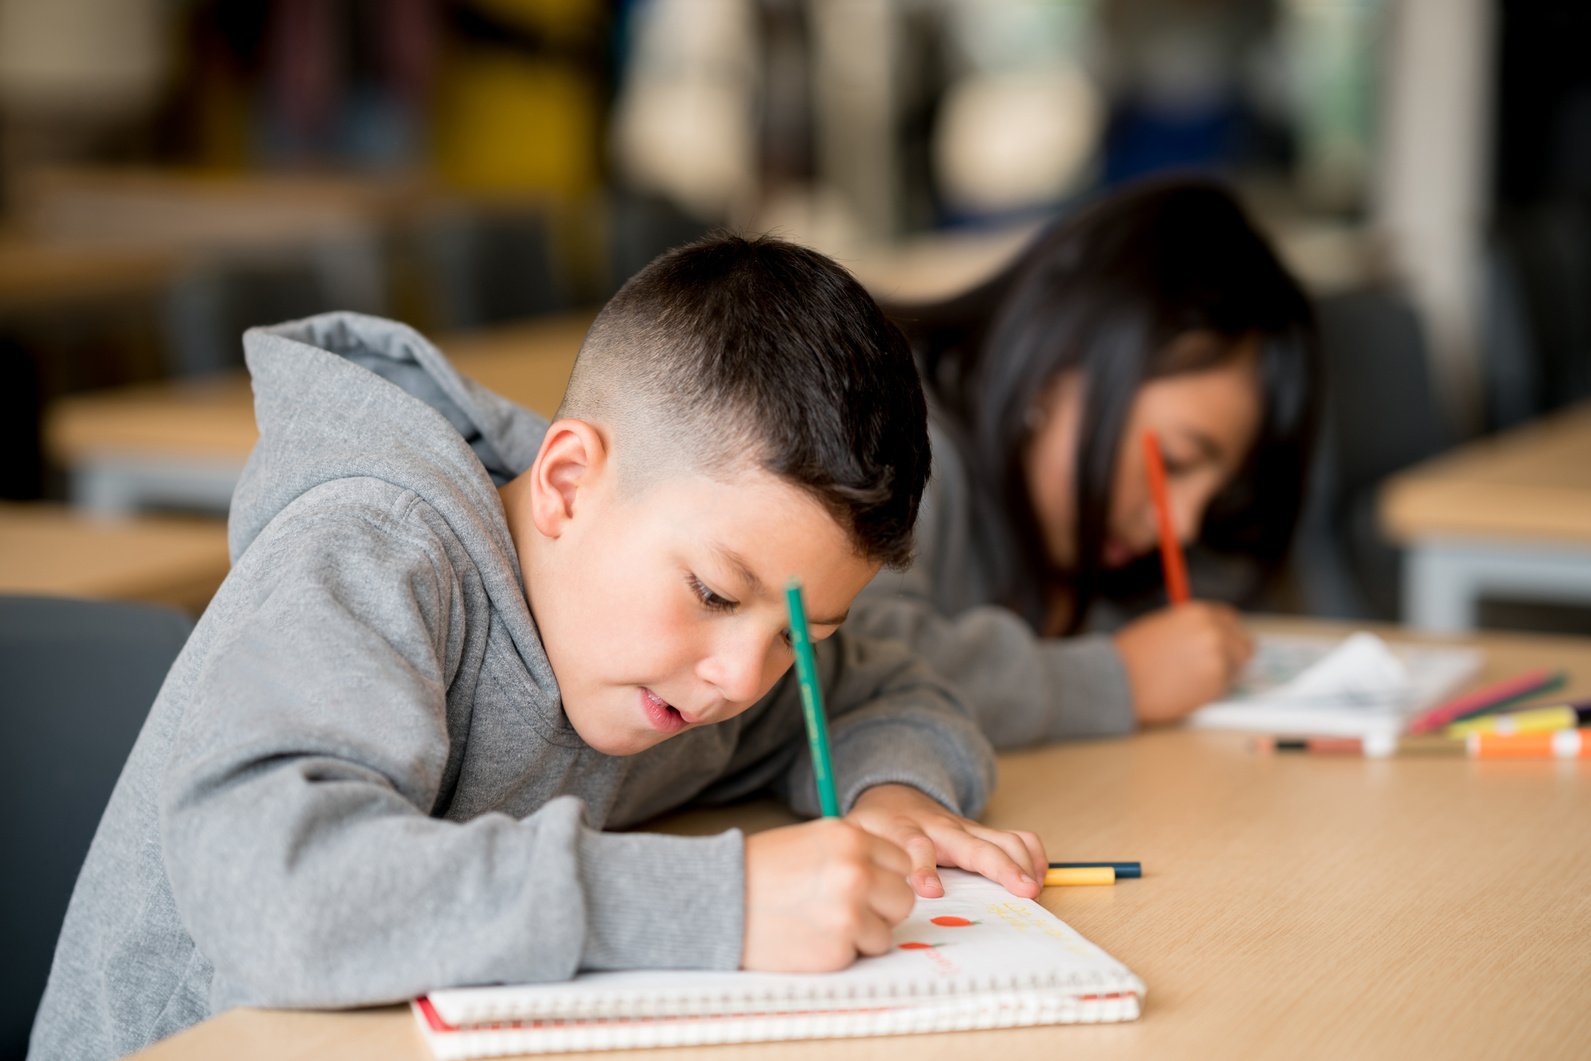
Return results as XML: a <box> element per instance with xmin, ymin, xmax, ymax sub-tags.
<box><xmin>0</xmin><ymin>238</ymin><xmax>181</xmax><ymax>315</ymax></box>
<box><xmin>12</xmin><ymin>166</ymin><xmax>429</xmax><ymax>271</ymax></box>
<box><xmin>130</xmin><ymin>620</ymin><xmax>1591</xmax><ymax>1060</ymax></box>
<box><xmin>44</xmin><ymin>312</ymin><xmax>593</xmax><ymax>514</ymax></box>
<box><xmin>1380</xmin><ymin>401</ymin><xmax>1591</xmax><ymax>631</ymax></box>
<box><xmin>0</xmin><ymin>503</ymin><xmax>230</xmax><ymax>614</ymax></box>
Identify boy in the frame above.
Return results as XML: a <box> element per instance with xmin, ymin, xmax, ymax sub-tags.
<box><xmin>32</xmin><ymin>235</ymin><xmax>1045</xmax><ymax>1060</ymax></box>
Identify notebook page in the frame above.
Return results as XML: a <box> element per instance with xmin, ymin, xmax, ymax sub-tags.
<box><xmin>425</xmin><ymin>870</ymin><xmax>1143</xmax><ymax>1026</ymax></box>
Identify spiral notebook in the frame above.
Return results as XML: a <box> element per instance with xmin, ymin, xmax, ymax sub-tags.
<box><xmin>411</xmin><ymin>870</ymin><xmax>1145</xmax><ymax>1058</ymax></box>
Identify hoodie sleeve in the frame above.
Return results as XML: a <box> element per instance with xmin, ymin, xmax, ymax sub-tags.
<box><xmin>160</xmin><ymin>489</ymin><xmax>744</xmax><ymax>1009</ymax></box>
<box><xmin>850</xmin><ymin>583</ymin><xmax>1136</xmax><ymax>748</ymax></box>
<box><xmin>764</xmin><ymin>631</ymin><xmax>997</xmax><ymax>819</ymax></box>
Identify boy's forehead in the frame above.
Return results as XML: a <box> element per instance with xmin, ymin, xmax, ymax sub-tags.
<box><xmin>644</xmin><ymin>464</ymin><xmax>837</xmax><ymax>541</ymax></box>
<box><xmin>631</xmin><ymin>466</ymin><xmax>875</xmax><ymax>599</ymax></box>
<box><xmin>641</xmin><ymin>461</ymin><xmax>820</xmax><ymax>519</ymax></box>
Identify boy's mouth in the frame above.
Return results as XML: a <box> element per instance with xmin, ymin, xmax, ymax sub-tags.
<box><xmin>639</xmin><ymin>687</ymin><xmax>687</xmax><ymax>734</ymax></box>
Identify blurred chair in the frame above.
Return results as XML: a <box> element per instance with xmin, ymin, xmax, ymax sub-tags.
<box><xmin>603</xmin><ymin>188</ymin><xmax>712</xmax><ymax>301</ymax></box>
<box><xmin>1292</xmin><ymin>285</ymin><xmax>1458</xmax><ymax>620</ymax></box>
<box><xmin>0</xmin><ymin>595</ymin><xmax>192</xmax><ymax>1058</ymax></box>
<box><xmin>13</xmin><ymin>167</ymin><xmax>406</xmax><ymax>375</ymax></box>
<box><xmin>1</xmin><ymin>239</ymin><xmax>178</xmax><ymax>500</ymax></box>
<box><xmin>411</xmin><ymin>201</ymin><xmax>570</xmax><ymax>331</ymax></box>
<box><xmin>1484</xmin><ymin>199</ymin><xmax>1591</xmax><ymax>432</ymax></box>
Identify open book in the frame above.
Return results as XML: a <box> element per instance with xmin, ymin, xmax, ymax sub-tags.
<box><xmin>1187</xmin><ymin>632</ymin><xmax>1484</xmax><ymax>737</ymax></box>
<box><xmin>411</xmin><ymin>870</ymin><xmax>1144</xmax><ymax>1058</ymax></box>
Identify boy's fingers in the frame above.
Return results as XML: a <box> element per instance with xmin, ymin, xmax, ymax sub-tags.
<box><xmin>867</xmin><ymin>862</ymin><xmax>918</xmax><ymax>925</ymax></box>
<box><xmin>853</xmin><ymin>909</ymin><xmax>899</xmax><ymax>957</ymax></box>
<box><xmin>970</xmin><ymin>825</ymin><xmax>1042</xmax><ymax>879</ymax></box>
<box><xmin>900</xmin><ymin>833</ymin><xmax>943</xmax><ymax>897</ymax></box>
<box><xmin>1015</xmin><ymin>830</ymin><xmax>1047</xmax><ymax>877</ymax></box>
<box><xmin>864</xmin><ymin>832</ymin><xmax>913</xmax><ymax>879</ymax></box>
<box><xmin>960</xmin><ymin>834</ymin><xmax>1041</xmax><ymax>897</ymax></box>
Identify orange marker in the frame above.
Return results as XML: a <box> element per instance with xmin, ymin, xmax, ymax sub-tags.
<box><xmin>1142</xmin><ymin>431</ymin><xmax>1189</xmax><ymax>604</ymax></box>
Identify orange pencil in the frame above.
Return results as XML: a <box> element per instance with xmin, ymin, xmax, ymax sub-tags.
<box><xmin>1142</xmin><ymin>430</ymin><xmax>1189</xmax><ymax>604</ymax></box>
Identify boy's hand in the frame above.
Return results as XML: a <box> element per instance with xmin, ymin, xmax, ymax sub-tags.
<box><xmin>742</xmin><ymin>818</ymin><xmax>914</xmax><ymax>972</ymax></box>
<box><xmin>1115</xmin><ymin>601</ymin><xmax>1253</xmax><ymax>724</ymax></box>
<box><xmin>845</xmin><ymin>784</ymin><xmax>1045</xmax><ymax>901</ymax></box>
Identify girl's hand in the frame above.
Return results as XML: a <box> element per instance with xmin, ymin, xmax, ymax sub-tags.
<box><xmin>1115</xmin><ymin>601</ymin><xmax>1253</xmax><ymax>724</ymax></box>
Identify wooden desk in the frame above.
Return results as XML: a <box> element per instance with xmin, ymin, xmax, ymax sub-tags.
<box><xmin>1380</xmin><ymin>401</ymin><xmax>1591</xmax><ymax>631</ymax></box>
<box><xmin>0</xmin><ymin>503</ymin><xmax>230</xmax><ymax>614</ymax></box>
<box><xmin>44</xmin><ymin>312</ymin><xmax>593</xmax><ymax>514</ymax></box>
<box><xmin>14</xmin><ymin>167</ymin><xmax>429</xmax><ymax>255</ymax></box>
<box><xmin>130</xmin><ymin>621</ymin><xmax>1591</xmax><ymax>1060</ymax></box>
<box><xmin>0</xmin><ymin>238</ymin><xmax>180</xmax><ymax>315</ymax></box>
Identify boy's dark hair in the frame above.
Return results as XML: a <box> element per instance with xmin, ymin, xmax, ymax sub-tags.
<box><xmin>559</xmin><ymin>232</ymin><xmax>930</xmax><ymax>568</ymax></box>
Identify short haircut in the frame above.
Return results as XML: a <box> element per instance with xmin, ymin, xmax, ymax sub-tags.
<box><xmin>558</xmin><ymin>233</ymin><xmax>929</xmax><ymax>568</ymax></box>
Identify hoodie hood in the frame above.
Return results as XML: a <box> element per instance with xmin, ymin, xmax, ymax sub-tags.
<box><xmin>231</xmin><ymin>311</ymin><xmax>551</xmax><ymax>591</ymax></box>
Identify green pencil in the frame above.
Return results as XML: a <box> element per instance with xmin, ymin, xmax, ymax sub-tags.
<box><xmin>786</xmin><ymin>580</ymin><xmax>840</xmax><ymax>817</ymax></box>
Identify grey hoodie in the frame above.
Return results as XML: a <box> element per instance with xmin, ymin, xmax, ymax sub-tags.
<box><xmin>853</xmin><ymin>418</ymin><xmax>1137</xmax><ymax>748</ymax></box>
<box><xmin>30</xmin><ymin>313</ymin><xmax>995</xmax><ymax>1061</ymax></box>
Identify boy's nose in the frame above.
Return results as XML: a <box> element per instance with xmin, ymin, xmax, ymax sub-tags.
<box><xmin>697</xmin><ymin>636</ymin><xmax>774</xmax><ymax>708</ymax></box>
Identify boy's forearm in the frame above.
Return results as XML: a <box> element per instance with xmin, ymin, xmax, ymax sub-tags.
<box><xmin>575</xmin><ymin>827</ymin><xmax>745</xmax><ymax>971</ymax></box>
<box><xmin>164</xmin><ymin>773</ymin><xmax>747</xmax><ymax>1008</ymax></box>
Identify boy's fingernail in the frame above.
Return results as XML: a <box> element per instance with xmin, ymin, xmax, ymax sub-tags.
<box><xmin>1019</xmin><ymin>874</ymin><xmax>1036</xmax><ymax>887</ymax></box>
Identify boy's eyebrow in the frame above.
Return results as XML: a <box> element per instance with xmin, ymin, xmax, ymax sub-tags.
<box><xmin>711</xmin><ymin>544</ymin><xmax>850</xmax><ymax>626</ymax></box>
<box><xmin>805</xmin><ymin>606</ymin><xmax>850</xmax><ymax>628</ymax></box>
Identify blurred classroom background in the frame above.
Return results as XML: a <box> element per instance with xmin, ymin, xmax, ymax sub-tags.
<box><xmin>0</xmin><ymin>0</ymin><xmax>1588</xmax><ymax>634</ymax></box>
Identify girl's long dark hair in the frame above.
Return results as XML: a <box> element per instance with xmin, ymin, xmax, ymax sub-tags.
<box><xmin>887</xmin><ymin>175</ymin><xmax>1320</xmax><ymax>633</ymax></box>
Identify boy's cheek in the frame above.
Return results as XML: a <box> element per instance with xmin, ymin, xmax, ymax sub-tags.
<box><xmin>758</xmin><ymin>655</ymin><xmax>798</xmax><ymax>704</ymax></box>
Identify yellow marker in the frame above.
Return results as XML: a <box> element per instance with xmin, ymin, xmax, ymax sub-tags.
<box><xmin>1446</xmin><ymin>703</ymin><xmax>1589</xmax><ymax>737</ymax></box>
<box><xmin>1044</xmin><ymin>866</ymin><xmax>1116</xmax><ymax>887</ymax></box>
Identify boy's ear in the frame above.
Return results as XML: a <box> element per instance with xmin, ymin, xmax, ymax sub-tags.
<box><xmin>529</xmin><ymin>419</ymin><xmax>610</xmax><ymax>538</ymax></box>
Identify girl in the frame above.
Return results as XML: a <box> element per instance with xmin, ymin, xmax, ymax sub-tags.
<box><xmin>854</xmin><ymin>176</ymin><xmax>1319</xmax><ymax>747</ymax></box>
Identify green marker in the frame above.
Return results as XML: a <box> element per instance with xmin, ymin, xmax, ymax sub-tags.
<box><xmin>786</xmin><ymin>580</ymin><xmax>840</xmax><ymax>817</ymax></box>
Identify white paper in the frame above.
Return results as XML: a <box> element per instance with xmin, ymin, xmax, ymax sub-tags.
<box><xmin>1187</xmin><ymin>632</ymin><xmax>1483</xmax><ymax>737</ymax></box>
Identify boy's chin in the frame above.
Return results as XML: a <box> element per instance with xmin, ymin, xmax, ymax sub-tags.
<box><xmin>564</xmin><ymin>713</ymin><xmax>671</xmax><ymax>757</ymax></box>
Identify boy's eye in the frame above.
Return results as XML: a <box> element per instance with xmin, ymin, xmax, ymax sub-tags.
<box><xmin>779</xmin><ymin>628</ymin><xmax>793</xmax><ymax>648</ymax></box>
<box><xmin>687</xmin><ymin>574</ymin><xmax>737</xmax><ymax>612</ymax></box>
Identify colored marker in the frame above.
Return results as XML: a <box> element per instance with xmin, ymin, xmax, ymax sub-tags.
<box><xmin>1446</xmin><ymin>700</ymin><xmax>1591</xmax><ymax>737</ymax></box>
<box><xmin>1255</xmin><ymin>728</ymin><xmax>1591</xmax><ymax>760</ymax></box>
<box><xmin>1142</xmin><ymin>431</ymin><xmax>1190</xmax><ymax>605</ymax></box>
<box><xmin>1256</xmin><ymin>735</ymin><xmax>1462</xmax><ymax>757</ymax></box>
<box><xmin>1044</xmin><ymin>866</ymin><xmax>1117</xmax><ymax>887</ymax></box>
<box><xmin>1050</xmin><ymin>861</ymin><xmax>1142</xmax><ymax>879</ymax></box>
<box><xmin>786</xmin><ymin>580</ymin><xmax>840</xmax><ymax>817</ymax></box>
<box><xmin>1403</xmin><ymin>668</ymin><xmax>1567</xmax><ymax>735</ymax></box>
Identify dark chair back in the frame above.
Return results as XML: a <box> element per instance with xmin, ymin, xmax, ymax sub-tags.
<box><xmin>1293</xmin><ymin>286</ymin><xmax>1458</xmax><ymax>619</ymax></box>
<box><xmin>0</xmin><ymin>595</ymin><xmax>191</xmax><ymax>1059</ymax></box>
<box><xmin>1485</xmin><ymin>200</ymin><xmax>1591</xmax><ymax>430</ymax></box>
